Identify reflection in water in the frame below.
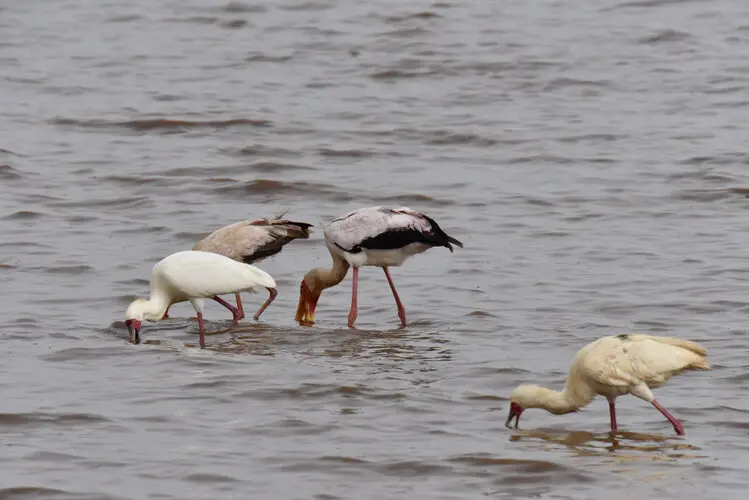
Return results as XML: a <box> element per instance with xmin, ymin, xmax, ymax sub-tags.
<box><xmin>509</xmin><ymin>428</ymin><xmax>707</xmax><ymax>461</ymax></box>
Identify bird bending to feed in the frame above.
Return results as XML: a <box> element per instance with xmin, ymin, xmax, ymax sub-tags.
<box><xmin>160</xmin><ymin>216</ymin><xmax>312</xmax><ymax>321</ymax></box>
<box><xmin>505</xmin><ymin>334</ymin><xmax>710</xmax><ymax>436</ymax></box>
<box><xmin>125</xmin><ymin>250</ymin><xmax>277</xmax><ymax>348</ymax></box>
<box><xmin>295</xmin><ymin>206</ymin><xmax>463</xmax><ymax>328</ymax></box>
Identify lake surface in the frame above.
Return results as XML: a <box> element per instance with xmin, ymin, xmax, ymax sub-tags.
<box><xmin>2</xmin><ymin>0</ymin><xmax>749</xmax><ymax>498</ymax></box>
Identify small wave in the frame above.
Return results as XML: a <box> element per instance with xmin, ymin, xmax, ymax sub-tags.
<box><xmin>47</xmin><ymin>195</ymin><xmax>152</xmax><ymax>210</ymax></box>
<box><xmin>638</xmin><ymin>29</ymin><xmax>691</xmax><ymax>44</ymax></box>
<box><xmin>185</xmin><ymin>472</ymin><xmax>240</xmax><ymax>483</ymax></box>
<box><xmin>384</xmin><ymin>11</ymin><xmax>443</xmax><ymax>22</ymax></box>
<box><xmin>245</xmin><ymin>52</ymin><xmax>293</xmax><ymax>63</ymax></box>
<box><xmin>29</xmin><ymin>265</ymin><xmax>93</xmax><ymax>275</ymax></box>
<box><xmin>372</xmin><ymin>193</ymin><xmax>454</xmax><ymax>207</ymax></box>
<box><xmin>106</xmin><ymin>14</ymin><xmax>142</xmax><ymax>23</ymax></box>
<box><xmin>0</xmin><ymin>164</ymin><xmax>21</xmax><ymax>180</ymax></box>
<box><xmin>425</xmin><ymin>132</ymin><xmax>498</xmax><ymax>147</ymax></box>
<box><xmin>213</xmin><ymin>179</ymin><xmax>354</xmax><ymax>201</ymax></box>
<box><xmin>0</xmin><ymin>412</ymin><xmax>110</xmax><ymax>427</ymax></box>
<box><xmin>278</xmin><ymin>1</ymin><xmax>335</xmax><ymax>11</ymax></box>
<box><xmin>0</xmin><ymin>487</ymin><xmax>119</xmax><ymax>500</ymax></box>
<box><xmin>225</xmin><ymin>145</ymin><xmax>299</xmax><ymax>157</ymax></box>
<box><xmin>221</xmin><ymin>19</ymin><xmax>249</xmax><ymax>29</ymax></box>
<box><xmin>277</xmin><ymin>456</ymin><xmax>452</xmax><ymax>477</ymax></box>
<box><xmin>215</xmin><ymin>1</ymin><xmax>267</xmax><ymax>13</ymax></box>
<box><xmin>240</xmin><ymin>383</ymin><xmax>377</xmax><ymax>400</ymax></box>
<box><xmin>50</xmin><ymin>117</ymin><xmax>272</xmax><ymax>133</ymax></box>
<box><xmin>609</xmin><ymin>0</ymin><xmax>700</xmax><ymax>9</ymax></box>
<box><xmin>680</xmin><ymin>153</ymin><xmax>748</xmax><ymax>166</ymax></box>
<box><xmin>556</xmin><ymin>133</ymin><xmax>621</xmax><ymax>143</ymax></box>
<box><xmin>99</xmin><ymin>175</ymin><xmax>172</xmax><ymax>187</ymax></box>
<box><xmin>466</xmin><ymin>310</ymin><xmax>497</xmax><ymax>317</ymax></box>
<box><xmin>317</xmin><ymin>147</ymin><xmax>375</xmax><ymax>158</ymax></box>
<box><xmin>370</xmin><ymin>68</ymin><xmax>439</xmax><ymax>79</ymax></box>
<box><xmin>543</xmin><ymin>77</ymin><xmax>611</xmax><ymax>91</ymax></box>
<box><xmin>2</xmin><ymin>211</ymin><xmax>43</xmax><ymax>220</ymax></box>
<box><xmin>246</xmin><ymin>161</ymin><xmax>315</xmax><ymax>173</ymax></box>
<box><xmin>674</xmin><ymin>187</ymin><xmax>749</xmax><ymax>202</ymax></box>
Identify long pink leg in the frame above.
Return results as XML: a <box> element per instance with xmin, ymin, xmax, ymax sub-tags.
<box><xmin>196</xmin><ymin>312</ymin><xmax>206</xmax><ymax>348</ymax></box>
<box><xmin>348</xmin><ymin>267</ymin><xmax>359</xmax><ymax>328</ymax></box>
<box><xmin>652</xmin><ymin>400</ymin><xmax>684</xmax><ymax>435</ymax></box>
<box><xmin>253</xmin><ymin>287</ymin><xmax>278</xmax><ymax>320</ymax></box>
<box><xmin>382</xmin><ymin>266</ymin><xmax>407</xmax><ymax>326</ymax></box>
<box><xmin>609</xmin><ymin>400</ymin><xmax>618</xmax><ymax>432</ymax></box>
<box><xmin>162</xmin><ymin>306</ymin><xmax>171</xmax><ymax>320</ymax></box>
<box><xmin>213</xmin><ymin>296</ymin><xmax>242</xmax><ymax>323</ymax></box>
<box><xmin>234</xmin><ymin>292</ymin><xmax>246</xmax><ymax>320</ymax></box>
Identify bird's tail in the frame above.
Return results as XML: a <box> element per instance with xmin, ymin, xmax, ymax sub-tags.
<box><xmin>242</xmin><ymin>264</ymin><xmax>277</xmax><ymax>290</ymax></box>
<box><xmin>256</xmin><ymin>212</ymin><xmax>314</xmax><ymax>239</ymax></box>
<box><xmin>655</xmin><ymin>336</ymin><xmax>711</xmax><ymax>370</ymax></box>
<box><xmin>276</xmin><ymin>220</ymin><xmax>313</xmax><ymax>239</ymax></box>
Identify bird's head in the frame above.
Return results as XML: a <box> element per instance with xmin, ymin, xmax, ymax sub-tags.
<box><xmin>125</xmin><ymin>299</ymin><xmax>148</xmax><ymax>344</ymax></box>
<box><xmin>295</xmin><ymin>271</ymin><xmax>323</xmax><ymax>326</ymax></box>
<box><xmin>505</xmin><ymin>384</ymin><xmax>545</xmax><ymax>429</ymax></box>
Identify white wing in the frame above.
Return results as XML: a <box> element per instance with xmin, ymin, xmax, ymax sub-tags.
<box><xmin>580</xmin><ymin>334</ymin><xmax>708</xmax><ymax>389</ymax></box>
<box><xmin>154</xmin><ymin>250</ymin><xmax>276</xmax><ymax>298</ymax></box>
<box><xmin>324</xmin><ymin>206</ymin><xmax>430</xmax><ymax>251</ymax></box>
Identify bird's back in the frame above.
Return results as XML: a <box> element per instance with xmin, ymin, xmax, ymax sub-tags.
<box><xmin>577</xmin><ymin>334</ymin><xmax>710</xmax><ymax>394</ymax></box>
<box><xmin>154</xmin><ymin>250</ymin><xmax>276</xmax><ymax>299</ymax></box>
<box><xmin>193</xmin><ymin>218</ymin><xmax>312</xmax><ymax>263</ymax></box>
<box><xmin>324</xmin><ymin>206</ymin><xmax>463</xmax><ymax>256</ymax></box>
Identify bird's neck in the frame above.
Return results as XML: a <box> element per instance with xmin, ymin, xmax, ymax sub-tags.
<box><xmin>534</xmin><ymin>385</ymin><xmax>594</xmax><ymax>415</ymax></box>
<box><xmin>141</xmin><ymin>292</ymin><xmax>171</xmax><ymax>321</ymax></box>
<box><xmin>317</xmin><ymin>253</ymin><xmax>351</xmax><ymax>290</ymax></box>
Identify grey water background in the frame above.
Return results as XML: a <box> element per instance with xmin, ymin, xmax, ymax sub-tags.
<box><xmin>2</xmin><ymin>0</ymin><xmax>749</xmax><ymax>498</ymax></box>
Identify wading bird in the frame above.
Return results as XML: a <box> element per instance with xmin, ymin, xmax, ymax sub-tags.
<box><xmin>161</xmin><ymin>216</ymin><xmax>312</xmax><ymax>321</ymax></box>
<box><xmin>295</xmin><ymin>206</ymin><xmax>462</xmax><ymax>328</ymax></box>
<box><xmin>125</xmin><ymin>250</ymin><xmax>276</xmax><ymax>348</ymax></box>
<box><xmin>505</xmin><ymin>334</ymin><xmax>710</xmax><ymax>435</ymax></box>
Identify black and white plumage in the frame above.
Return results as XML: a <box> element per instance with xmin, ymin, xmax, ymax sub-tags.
<box><xmin>324</xmin><ymin>206</ymin><xmax>463</xmax><ymax>267</ymax></box>
<box><xmin>295</xmin><ymin>206</ymin><xmax>463</xmax><ymax>328</ymax></box>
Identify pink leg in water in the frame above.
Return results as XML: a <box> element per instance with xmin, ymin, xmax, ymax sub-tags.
<box><xmin>608</xmin><ymin>400</ymin><xmax>617</xmax><ymax>433</ymax></box>
<box><xmin>382</xmin><ymin>266</ymin><xmax>407</xmax><ymax>326</ymax></box>
<box><xmin>253</xmin><ymin>287</ymin><xmax>278</xmax><ymax>320</ymax></box>
<box><xmin>348</xmin><ymin>267</ymin><xmax>359</xmax><ymax>328</ymax></box>
<box><xmin>212</xmin><ymin>296</ymin><xmax>242</xmax><ymax>323</ymax></box>
<box><xmin>162</xmin><ymin>306</ymin><xmax>171</xmax><ymax>320</ymax></box>
<box><xmin>234</xmin><ymin>292</ymin><xmax>245</xmax><ymax>320</ymax></box>
<box><xmin>651</xmin><ymin>400</ymin><xmax>684</xmax><ymax>436</ymax></box>
<box><xmin>196</xmin><ymin>312</ymin><xmax>206</xmax><ymax>349</ymax></box>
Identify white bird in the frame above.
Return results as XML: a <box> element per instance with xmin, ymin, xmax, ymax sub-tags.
<box><xmin>295</xmin><ymin>206</ymin><xmax>463</xmax><ymax>328</ymax></box>
<box><xmin>125</xmin><ymin>250</ymin><xmax>277</xmax><ymax>348</ymax></box>
<box><xmin>160</xmin><ymin>216</ymin><xmax>312</xmax><ymax>322</ymax></box>
<box><xmin>505</xmin><ymin>334</ymin><xmax>710</xmax><ymax>436</ymax></box>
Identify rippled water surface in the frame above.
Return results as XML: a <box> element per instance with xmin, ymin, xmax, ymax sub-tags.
<box><xmin>2</xmin><ymin>0</ymin><xmax>749</xmax><ymax>498</ymax></box>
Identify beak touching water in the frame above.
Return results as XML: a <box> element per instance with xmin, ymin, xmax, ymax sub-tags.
<box><xmin>125</xmin><ymin>319</ymin><xmax>141</xmax><ymax>344</ymax></box>
<box><xmin>295</xmin><ymin>280</ymin><xmax>318</xmax><ymax>326</ymax></box>
<box><xmin>506</xmin><ymin>402</ymin><xmax>524</xmax><ymax>429</ymax></box>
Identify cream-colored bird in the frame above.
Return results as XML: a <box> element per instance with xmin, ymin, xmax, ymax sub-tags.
<box><xmin>505</xmin><ymin>334</ymin><xmax>710</xmax><ymax>435</ymax></box>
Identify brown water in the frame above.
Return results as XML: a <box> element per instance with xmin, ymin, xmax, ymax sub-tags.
<box><xmin>2</xmin><ymin>0</ymin><xmax>749</xmax><ymax>498</ymax></box>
